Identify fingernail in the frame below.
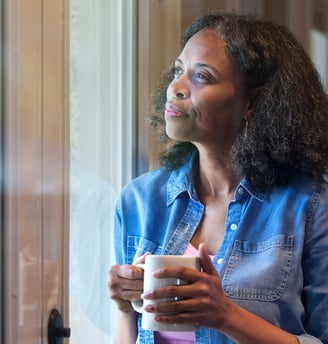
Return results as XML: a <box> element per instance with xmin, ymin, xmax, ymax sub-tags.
<box><xmin>152</xmin><ymin>270</ymin><xmax>161</xmax><ymax>278</ymax></box>
<box><xmin>144</xmin><ymin>304</ymin><xmax>155</xmax><ymax>312</ymax></box>
<box><xmin>141</xmin><ymin>291</ymin><xmax>152</xmax><ymax>299</ymax></box>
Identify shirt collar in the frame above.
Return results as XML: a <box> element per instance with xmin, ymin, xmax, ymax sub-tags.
<box><xmin>166</xmin><ymin>152</ymin><xmax>265</xmax><ymax>205</ymax></box>
<box><xmin>239</xmin><ymin>177</ymin><xmax>265</xmax><ymax>202</ymax></box>
<box><xmin>166</xmin><ymin>152</ymin><xmax>198</xmax><ymax>206</ymax></box>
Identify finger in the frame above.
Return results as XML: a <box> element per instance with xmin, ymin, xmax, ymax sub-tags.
<box><xmin>198</xmin><ymin>243</ymin><xmax>219</xmax><ymax>277</ymax></box>
<box><xmin>154</xmin><ymin>311</ymin><xmax>203</xmax><ymax>326</ymax></box>
<box><xmin>144</xmin><ymin>296</ymin><xmax>198</xmax><ymax>315</ymax></box>
<box><xmin>111</xmin><ymin>296</ymin><xmax>134</xmax><ymax>313</ymax></box>
<box><xmin>109</xmin><ymin>284</ymin><xmax>143</xmax><ymax>300</ymax></box>
<box><xmin>109</xmin><ymin>275</ymin><xmax>144</xmax><ymax>305</ymax></box>
<box><xmin>152</xmin><ymin>264</ymin><xmax>202</xmax><ymax>282</ymax></box>
<box><xmin>133</xmin><ymin>252</ymin><xmax>151</xmax><ymax>264</ymax></box>
<box><xmin>108</xmin><ymin>265</ymin><xmax>144</xmax><ymax>300</ymax></box>
<box><xmin>142</xmin><ymin>282</ymin><xmax>196</xmax><ymax>300</ymax></box>
<box><xmin>146</xmin><ymin>298</ymin><xmax>206</xmax><ymax>326</ymax></box>
<box><xmin>109</xmin><ymin>270</ymin><xmax>144</xmax><ymax>292</ymax></box>
<box><xmin>110</xmin><ymin>264</ymin><xmax>144</xmax><ymax>280</ymax></box>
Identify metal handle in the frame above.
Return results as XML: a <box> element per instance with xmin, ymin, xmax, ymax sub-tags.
<box><xmin>48</xmin><ymin>308</ymin><xmax>71</xmax><ymax>344</ymax></box>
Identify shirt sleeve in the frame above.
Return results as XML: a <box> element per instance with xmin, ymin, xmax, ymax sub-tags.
<box><xmin>296</xmin><ymin>334</ymin><xmax>323</xmax><ymax>344</ymax></box>
<box><xmin>301</xmin><ymin>186</ymin><xmax>328</xmax><ymax>343</ymax></box>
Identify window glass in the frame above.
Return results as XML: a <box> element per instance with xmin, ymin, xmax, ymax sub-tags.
<box><xmin>69</xmin><ymin>1</ymin><xmax>136</xmax><ymax>343</ymax></box>
<box><xmin>310</xmin><ymin>0</ymin><xmax>328</xmax><ymax>89</ymax></box>
<box><xmin>311</xmin><ymin>30</ymin><xmax>328</xmax><ymax>89</ymax></box>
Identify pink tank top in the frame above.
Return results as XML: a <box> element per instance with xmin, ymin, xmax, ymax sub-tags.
<box><xmin>154</xmin><ymin>243</ymin><xmax>199</xmax><ymax>344</ymax></box>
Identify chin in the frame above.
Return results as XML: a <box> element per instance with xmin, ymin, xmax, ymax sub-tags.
<box><xmin>166</xmin><ymin>125</ymin><xmax>190</xmax><ymax>140</ymax></box>
<box><xmin>166</xmin><ymin>132</ymin><xmax>191</xmax><ymax>142</ymax></box>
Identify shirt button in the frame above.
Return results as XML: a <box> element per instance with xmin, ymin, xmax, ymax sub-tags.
<box><xmin>216</xmin><ymin>258</ymin><xmax>224</xmax><ymax>265</ymax></box>
<box><xmin>230</xmin><ymin>223</ymin><xmax>238</xmax><ymax>231</ymax></box>
<box><xmin>238</xmin><ymin>187</ymin><xmax>244</xmax><ymax>195</ymax></box>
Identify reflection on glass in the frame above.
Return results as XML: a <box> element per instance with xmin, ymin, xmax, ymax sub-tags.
<box><xmin>69</xmin><ymin>0</ymin><xmax>125</xmax><ymax>342</ymax></box>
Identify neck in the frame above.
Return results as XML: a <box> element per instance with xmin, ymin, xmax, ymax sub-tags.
<box><xmin>194</xmin><ymin>147</ymin><xmax>241</xmax><ymax>198</ymax></box>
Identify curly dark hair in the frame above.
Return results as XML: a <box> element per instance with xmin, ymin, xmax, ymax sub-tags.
<box><xmin>149</xmin><ymin>11</ymin><xmax>328</xmax><ymax>191</ymax></box>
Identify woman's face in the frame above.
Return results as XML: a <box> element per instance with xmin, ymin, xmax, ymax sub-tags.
<box><xmin>165</xmin><ymin>29</ymin><xmax>249</xmax><ymax>149</ymax></box>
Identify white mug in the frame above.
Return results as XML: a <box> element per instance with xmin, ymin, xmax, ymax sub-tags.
<box><xmin>131</xmin><ymin>254</ymin><xmax>201</xmax><ymax>331</ymax></box>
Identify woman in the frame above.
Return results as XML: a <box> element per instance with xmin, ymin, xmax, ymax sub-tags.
<box><xmin>109</xmin><ymin>12</ymin><xmax>328</xmax><ymax>344</ymax></box>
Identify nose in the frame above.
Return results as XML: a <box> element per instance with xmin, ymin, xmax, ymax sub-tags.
<box><xmin>167</xmin><ymin>75</ymin><xmax>189</xmax><ymax>100</ymax></box>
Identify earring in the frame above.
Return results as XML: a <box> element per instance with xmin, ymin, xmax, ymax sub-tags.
<box><xmin>244</xmin><ymin>118</ymin><xmax>248</xmax><ymax>139</ymax></box>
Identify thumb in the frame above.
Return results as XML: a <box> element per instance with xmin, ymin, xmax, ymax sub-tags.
<box><xmin>199</xmin><ymin>243</ymin><xmax>219</xmax><ymax>277</ymax></box>
<box><xmin>133</xmin><ymin>252</ymin><xmax>151</xmax><ymax>265</ymax></box>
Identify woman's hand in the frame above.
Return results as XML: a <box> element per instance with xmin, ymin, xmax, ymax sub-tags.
<box><xmin>141</xmin><ymin>245</ymin><xmax>299</xmax><ymax>344</ymax></box>
<box><xmin>141</xmin><ymin>243</ymin><xmax>230</xmax><ymax>330</ymax></box>
<box><xmin>108</xmin><ymin>254</ymin><xmax>148</xmax><ymax>313</ymax></box>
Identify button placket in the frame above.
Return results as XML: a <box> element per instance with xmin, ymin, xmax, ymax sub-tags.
<box><xmin>226</xmin><ymin>198</ymin><xmax>242</xmax><ymax>234</ymax></box>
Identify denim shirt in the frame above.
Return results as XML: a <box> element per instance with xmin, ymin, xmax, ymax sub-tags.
<box><xmin>114</xmin><ymin>155</ymin><xmax>328</xmax><ymax>344</ymax></box>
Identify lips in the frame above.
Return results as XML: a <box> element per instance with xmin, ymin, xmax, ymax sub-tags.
<box><xmin>165</xmin><ymin>103</ymin><xmax>189</xmax><ymax>119</ymax></box>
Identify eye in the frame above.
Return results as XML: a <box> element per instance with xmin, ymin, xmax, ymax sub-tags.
<box><xmin>193</xmin><ymin>69</ymin><xmax>214</xmax><ymax>84</ymax></box>
<box><xmin>195</xmin><ymin>72</ymin><xmax>207</xmax><ymax>80</ymax></box>
<box><xmin>173</xmin><ymin>66</ymin><xmax>183</xmax><ymax>78</ymax></box>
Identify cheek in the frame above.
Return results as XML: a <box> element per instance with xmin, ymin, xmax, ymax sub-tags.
<box><xmin>195</xmin><ymin>96</ymin><xmax>245</xmax><ymax>133</ymax></box>
<box><xmin>200</xmin><ymin>89</ymin><xmax>244</xmax><ymax>116</ymax></box>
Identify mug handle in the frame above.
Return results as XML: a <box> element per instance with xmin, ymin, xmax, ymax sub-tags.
<box><xmin>131</xmin><ymin>263</ymin><xmax>145</xmax><ymax>313</ymax></box>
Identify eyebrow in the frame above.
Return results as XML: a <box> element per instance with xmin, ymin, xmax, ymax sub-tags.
<box><xmin>175</xmin><ymin>58</ymin><xmax>220</xmax><ymax>76</ymax></box>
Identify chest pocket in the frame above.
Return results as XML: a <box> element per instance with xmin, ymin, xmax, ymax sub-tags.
<box><xmin>127</xmin><ymin>236</ymin><xmax>164</xmax><ymax>263</ymax></box>
<box><xmin>222</xmin><ymin>234</ymin><xmax>294</xmax><ymax>302</ymax></box>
